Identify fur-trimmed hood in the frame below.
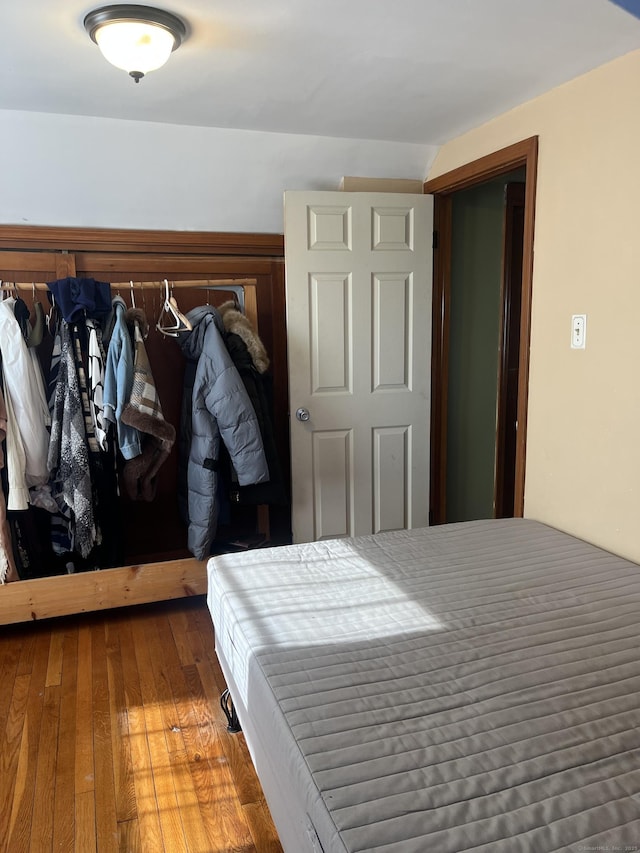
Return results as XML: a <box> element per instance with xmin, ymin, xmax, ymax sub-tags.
<box><xmin>124</xmin><ymin>306</ymin><xmax>149</xmax><ymax>339</ymax></box>
<box><xmin>218</xmin><ymin>301</ymin><xmax>269</xmax><ymax>373</ymax></box>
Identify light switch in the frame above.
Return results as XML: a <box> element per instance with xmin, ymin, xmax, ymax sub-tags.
<box><xmin>571</xmin><ymin>314</ymin><xmax>587</xmax><ymax>349</ymax></box>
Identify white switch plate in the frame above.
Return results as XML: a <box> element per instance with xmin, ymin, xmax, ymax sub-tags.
<box><xmin>571</xmin><ymin>314</ymin><xmax>587</xmax><ymax>349</ymax></box>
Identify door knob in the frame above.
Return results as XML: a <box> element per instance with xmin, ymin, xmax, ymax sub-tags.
<box><xmin>295</xmin><ymin>407</ymin><xmax>310</xmax><ymax>422</ymax></box>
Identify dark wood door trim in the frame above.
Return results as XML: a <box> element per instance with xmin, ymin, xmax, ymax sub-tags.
<box><xmin>425</xmin><ymin>137</ymin><xmax>538</xmax><ymax>194</ymax></box>
<box><xmin>495</xmin><ymin>182</ymin><xmax>526</xmax><ymax>518</ymax></box>
<box><xmin>425</xmin><ymin>136</ymin><xmax>538</xmax><ymax>521</ymax></box>
<box><xmin>429</xmin><ymin>195</ymin><xmax>452</xmax><ymax>524</ymax></box>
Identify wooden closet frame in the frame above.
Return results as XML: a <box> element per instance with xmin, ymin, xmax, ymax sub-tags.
<box><xmin>0</xmin><ymin>225</ymin><xmax>286</xmax><ymax>625</ymax></box>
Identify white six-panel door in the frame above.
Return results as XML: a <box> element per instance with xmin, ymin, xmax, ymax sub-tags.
<box><xmin>284</xmin><ymin>191</ymin><xmax>433</xmax><ymax>543</ymax></box>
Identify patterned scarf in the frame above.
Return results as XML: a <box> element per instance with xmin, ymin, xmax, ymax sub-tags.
<box><xmin>47</xmin><ymin>323</ymin><xmax>97</xmax><ymax>558</ymax></box>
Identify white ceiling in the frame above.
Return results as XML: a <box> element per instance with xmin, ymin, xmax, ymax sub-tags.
<box><xmin>3</xmin><ymin>0</ymin><xmax>640</xmax><ymax>146</ymax></box>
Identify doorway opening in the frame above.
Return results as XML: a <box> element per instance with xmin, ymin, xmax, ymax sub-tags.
<box><xmin>425</xmin><ymin>137</ymin><xmax>538</xmax><ymax>524</ymax></box>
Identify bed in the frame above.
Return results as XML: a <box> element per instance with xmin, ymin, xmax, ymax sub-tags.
<box><xmin>206</xmin><ymin>518</ymin><xmax>640</xmax><ymax>852</ymax></box>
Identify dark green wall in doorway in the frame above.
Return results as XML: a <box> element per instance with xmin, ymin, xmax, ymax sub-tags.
<box><xmin>445</xmin><ymin>170</ymin><xmax>524</xmax><ymax>522</ymax></box>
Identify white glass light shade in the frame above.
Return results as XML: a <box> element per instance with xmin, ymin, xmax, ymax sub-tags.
<box><xmin>94</xmin><ymin>20</ymin><xmax>175</xmax><ymax>75</ymax></box>
<box><xmin>84</xmin><ymin>6</ymin><xmax>186</xmax><ymax>82</ymax></box>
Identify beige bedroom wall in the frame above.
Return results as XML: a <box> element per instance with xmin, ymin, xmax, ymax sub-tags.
<box><xmin>427</xmin><ymin>49</ymin><xmax>640</xmax><ymax>562</ymax></box>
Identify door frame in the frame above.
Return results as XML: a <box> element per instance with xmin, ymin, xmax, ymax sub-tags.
<box><xmin>424</xmin><ymin>136</ymin><xmax>538</xmax><ymax>522</ymax></box>
<box><xmin>494</xmin><ymin>180</ymin><xmax>526</xmax><ymax>518</ymax></box>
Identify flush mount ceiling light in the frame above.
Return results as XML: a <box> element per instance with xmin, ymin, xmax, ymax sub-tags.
<box><xmin>84</xmin><ymin>4</ymin><xmax>186</xmax><ymax>83</ymax></box>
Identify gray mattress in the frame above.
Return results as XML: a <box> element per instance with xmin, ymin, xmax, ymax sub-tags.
<box><xmin>207</xmin><ymin>518</ymin><xmax>640</xmax><ymax>852</ymax></box>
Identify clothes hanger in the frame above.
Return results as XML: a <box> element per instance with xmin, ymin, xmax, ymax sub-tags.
<box><xmin>132</xmin><ymin>280</ymin><xmax>147</xmax><ymax>314</ymax></box>
<box><xmin>169</xmin><ymin>281</ymin><xmax>192</xmax><ymax>330</ymax></box>
<box><xmin>0</xmin><ymin>281</ymin><xmax>17</xmax><ymax>301</ymax></box>
<box><xmin>156</xmin><ymin>279</ymin><xmax>181</xmax><ymax>337</ymax></box>
<box><xmin>208</xmin><ymin>282</ymin><xmax>246</xmax><ymax>314</ymax></box>
<box><xmin>128</xmin><ymin>280</ymin><xmax>151</xmax><ymax>339</ymax></box>
<box><xmin>46</xmin><ymin>293</ymin><xmax>58</xmax><ymax>335</ymax></box>
<box><xmin>156</xmin><ymin>279</ymin><xmax>192</xmax><ymax>337</ymax></box>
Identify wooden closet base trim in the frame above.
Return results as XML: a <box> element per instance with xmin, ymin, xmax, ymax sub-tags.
<box><xmin>0</xmin><ymin>559</ymin><xmax>208</xmax><ymax>625</ymax></box>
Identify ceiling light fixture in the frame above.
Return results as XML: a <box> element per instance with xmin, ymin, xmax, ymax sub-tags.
<box><xmin>84</xmin><ymin>4</ymin><xmax>186</xmax><ymax>83</ymax></box>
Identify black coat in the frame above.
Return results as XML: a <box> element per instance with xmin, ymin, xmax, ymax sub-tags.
<box><xmin>222</xmin><ymin>329</ymin><xmax>287</xmax><ymax>506</ymax></box>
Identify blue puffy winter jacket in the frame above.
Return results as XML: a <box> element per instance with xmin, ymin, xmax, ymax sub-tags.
<box><xmin>177</xmin><ymin>306</ymin><xmax>268</xmax><ymax>559</ymax></box>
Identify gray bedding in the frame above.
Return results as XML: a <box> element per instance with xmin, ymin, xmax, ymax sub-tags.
<box><xmin>207</xmin><ymin>518</ymin><xmax>640</xmax><ymax>852</ymax></box>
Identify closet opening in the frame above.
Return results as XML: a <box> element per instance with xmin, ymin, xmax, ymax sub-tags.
<box><xmin>0</xmin><ymin>226</ymin><xmax>289</xmax><ymax>624</ymax></box>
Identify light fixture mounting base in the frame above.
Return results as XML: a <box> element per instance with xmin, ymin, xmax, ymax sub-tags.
<box><xmin>83</xmin><ymin>4</ymin><xmax>187</xmax><ymax>50</ymax></box>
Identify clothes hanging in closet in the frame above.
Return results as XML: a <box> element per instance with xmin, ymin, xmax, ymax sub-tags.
<box><xmin>176</xmin><ymin>305</ymin><xmax>269</xmax><ymax>560</ymax></box>
<box><xmin>0</xmin><ymin>386</ymin><xmax>19</xmax><ymax>584</ymax></box>
<box><xmin>0</xmin><ymin>278</ymin><xmax>278</xmax><ymax>579</ymax></box>
<box><xmin>48</xmin><ymin>276</ymin><xmax>112</xmax><ymax>323</ymax></box>
<box><xmin>0</xmin><ymin>278</ymin><xmax>126</xmax><ymax>574</ymax></box>
<box><xmin>0</xmin><ymin>291</ymin><xmax>79</xmax><ymax>577</ymax></box>
<box><xmin>86</xmin><ymin>318</ymin><xmax>108</xmax><ymax>450</ymax></box>
<box><xmin>103</xmin><ymin>295</ymin><xmax>142</xmax><ymax>460</ymax></box>
<box><xmin>120</xmin><ymin>307</ymin><xmax>175</xmax><ymax>501</ymax></box>
<box><xmin>0</xmin><ymin>296</ymin><xmax>51</xmax><ymax>509</ymax></box>
<box><xmin>217</xmin><ymin>300</ymin><xmax>287</xmax><ymax>507</ymax></box>
<box><xmin>48</xmin><ymin>321</ymin><xmax>98</xmax><ymax>557</ymax></box>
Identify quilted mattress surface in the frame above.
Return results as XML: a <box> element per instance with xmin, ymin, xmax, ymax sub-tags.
<box><xmin>207</xmin><ymin>518</ymin><xmax>640</xmax><ymax>852</ymax></box>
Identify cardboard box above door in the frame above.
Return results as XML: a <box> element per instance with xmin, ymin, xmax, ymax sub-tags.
<box><xmin>340</xmin><ymin>176</ymin><xmax>424</xmax><ymax>193</ymax></box>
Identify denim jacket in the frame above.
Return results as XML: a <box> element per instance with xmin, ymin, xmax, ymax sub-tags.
<box><xmin>103</xmin><ymin>297</ymin><xmax>142</xmax><ymax>460</ymax></box>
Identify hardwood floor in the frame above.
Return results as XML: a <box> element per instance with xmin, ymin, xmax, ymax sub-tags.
<box><xmin>0</xmin><ymin>596</ymin><xmax>283</xmax><ymax>853</ymax></box>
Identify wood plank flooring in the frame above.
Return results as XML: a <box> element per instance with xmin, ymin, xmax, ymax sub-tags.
<box><xmin>0</xmin><ymin>597</ymin><xmax>283</xmax><ymax>853</ymax></box>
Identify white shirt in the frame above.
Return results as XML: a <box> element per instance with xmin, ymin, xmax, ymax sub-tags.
<box><xmin>0</xmin><ymin>298</ymin><xmax>50</xmax><ymax>502</ymax></box>
<box><xmin>2</xmin><ymin>378</ymin><xmax>29</xmax><ymax>511</ymax></box>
